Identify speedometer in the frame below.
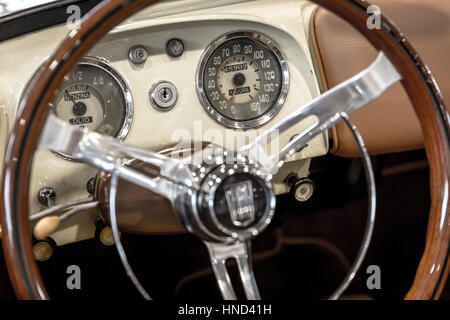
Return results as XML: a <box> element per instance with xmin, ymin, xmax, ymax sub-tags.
<box><xmin>197</xmin><ymin>31</ymin><xmax>289</xmax><ymax>129</ymax></box>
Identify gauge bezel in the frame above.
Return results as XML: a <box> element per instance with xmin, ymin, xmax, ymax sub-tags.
<box><xmin>77</xmin><ymin>57</ymin><xmax>134</xmax><ymax>141</ymax></box>
<box><xmin>50</xmin><ymin>57</ymin><xmax>134</xmax><ymax>161</ymax></box>
<box><xmin>196</xmin><ymin>31</ymin><xmax>290</xmax><ymax>129</ymax></box>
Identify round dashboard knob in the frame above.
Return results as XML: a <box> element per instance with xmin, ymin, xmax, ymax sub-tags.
<box><xmin>286</xmin><ymin>174</ymin><xmax>315</xmax><ymax>202</ymax></box>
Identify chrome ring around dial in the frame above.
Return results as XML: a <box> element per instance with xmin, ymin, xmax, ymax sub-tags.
<box><xmin>196</xmin><ymin>31</ymin><xmax>290</xmax><ymax>129</ymax></box>
<box><xmin>50</xmin><ymin>57</ymin><xmax>134</xmax><ymax>159</ymax></box>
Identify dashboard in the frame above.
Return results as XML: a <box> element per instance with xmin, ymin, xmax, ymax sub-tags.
<box><xmin>0</xmin><ymin>0</ymin><xmax>328</xmax><ymax>245</ymax></box>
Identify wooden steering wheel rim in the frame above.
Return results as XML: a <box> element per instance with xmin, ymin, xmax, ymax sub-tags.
<box><xmin>1</xmin><ymin>0</ymin><xmax>448</xmax><ymax>299</ymax></box>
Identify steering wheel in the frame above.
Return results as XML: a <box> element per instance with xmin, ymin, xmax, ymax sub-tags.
<box><xmin>1</xmin><ymin>0</ymin><xmax>449</xmax><ymax>300</ymax></box>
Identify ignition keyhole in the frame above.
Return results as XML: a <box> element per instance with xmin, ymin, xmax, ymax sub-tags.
<box><xmin>149</xmin><ymin>81</ymin><xmax>178</xmax><ymax>111</ymax></box>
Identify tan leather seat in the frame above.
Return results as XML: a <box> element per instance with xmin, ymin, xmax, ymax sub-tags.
<box><xmin>310</xmin><ymin>0</ymin><xmax>450</xmax><ymax>157</ymax></box>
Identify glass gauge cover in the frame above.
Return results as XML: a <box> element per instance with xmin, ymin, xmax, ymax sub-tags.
<box><xmin>197</xmin><ymin>31</ymin><xmax>289</xmax><ymax>129</ymax></box>
<box><xmin>50</xmin><ymin>57</ymin><xmax>133</xmax><ymax>156</ymax></box>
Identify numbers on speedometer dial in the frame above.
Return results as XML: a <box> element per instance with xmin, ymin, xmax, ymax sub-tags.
<box><xmin>197</xmin><ymin>32</ymin><xmax>289</xmax><ymax>129</ymax></box>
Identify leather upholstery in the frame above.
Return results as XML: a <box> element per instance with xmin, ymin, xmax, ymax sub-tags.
<box><xmin>310</xmin><ymin>0</ymin><xmax>450</xmax><ymax>157</ymax></box>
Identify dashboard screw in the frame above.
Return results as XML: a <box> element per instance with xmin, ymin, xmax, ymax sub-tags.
<box><xmin>128</xmin><ymin>45</ymin><xmax>148</xmax><ymax>65</ymax></box>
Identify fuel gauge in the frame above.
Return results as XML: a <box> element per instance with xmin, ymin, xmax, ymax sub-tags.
<box><xmin>55</xmin><ymin>84</ymin><xmax>105</xmax><ymax>132</ymax></box>
<box><xmin>50</xmin><ymin>57</ymin><xmax>133</xmax><ymax>157</ymax></box>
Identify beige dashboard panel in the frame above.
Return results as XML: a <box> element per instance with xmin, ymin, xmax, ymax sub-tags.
<box><xmin>310</xmin><ymin>0</ymin><xmax>450</xmax><ymax>157</ymax></box>
<box><xmin>0</xmin><ymin>0</ymin><xmax>325</xmax><ymax>245</ymax></box>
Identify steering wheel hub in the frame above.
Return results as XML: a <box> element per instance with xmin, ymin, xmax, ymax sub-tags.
<box><xmin>195</xmin><ymin>163</ymin><xmax>276</xmax><ymax>242</ymax></box>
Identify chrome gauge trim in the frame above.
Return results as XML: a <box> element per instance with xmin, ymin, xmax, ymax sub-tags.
<box><xmin>79</xmin><ymin>57</ymin><xmax>134</xmax><ymax>142</ymax></box>
<box><xmin>196</xmin><ymin>31</ymin><xmax>290</xmax><ymax>129</ymax></box>
<box><xmin>50</xmin><ymin>57</ymin><xmax>134</xmax><ymax>161</ymax></box>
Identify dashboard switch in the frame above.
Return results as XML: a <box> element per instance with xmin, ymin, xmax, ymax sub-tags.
<box><xmin>95</xmin><ymin>218</ymin><xmax>117</xmax><ymax>247</ymax></box>
<box><xmin>33</xmin><ymin>237</ymin><xmax>56</xmax><ymax>262</ymax></box>
<box><xmin>285</xmin><ymin>174</ymin><xmax>315</xmax><ymax>202</ymax></box>
<box><xmin>38</xmin><ymin>187</ymin><xmax>56</xmax><ymax>207</ymax></box>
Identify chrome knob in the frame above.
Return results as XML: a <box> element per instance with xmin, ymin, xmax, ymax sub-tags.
<box><xmin>286</xmin><ymin>174</ymin><xmax>315</xmax><ymax>202</ymax></box>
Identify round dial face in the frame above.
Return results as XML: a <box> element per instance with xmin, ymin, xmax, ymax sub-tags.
<box><xmin>198</xmin><ymin>32</ymin><xmax>289</xmax><ymax>129</ymax></box>
<box><xmin>51</xmin><ymin>60</ymin><xmax>132</xmax><ymax>140</ymax></box>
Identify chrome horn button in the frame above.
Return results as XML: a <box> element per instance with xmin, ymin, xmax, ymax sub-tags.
<box><xmin>197</xmin><ymin>163</ymin><xmax>276</xmax><ymax>242</ymax></box>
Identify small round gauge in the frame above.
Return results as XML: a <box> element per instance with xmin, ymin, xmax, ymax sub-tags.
<box><xmin>197</xmin><ymin>31</ymin><xmax>289</xmax><ymax>129</ymax></box>
<box><xmin>50</xmin><ymin>57</ymin><xmax>133</xmax><ymax>145</ymax></box>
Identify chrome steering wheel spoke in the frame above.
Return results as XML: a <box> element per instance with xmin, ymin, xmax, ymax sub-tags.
<box><xmin>204</xmin><ymin>240</ymin><xmax>260</xmax><ymax>300</ymax></box>
<box><xmin>242</xmin><ymin>51</ymin><xmax>401</xmax><ymax>175</ymax></box>
<box><xmin>39</xmin><ymin>114</ymin><xmax>192</xmax><ymax>202</ymax></box>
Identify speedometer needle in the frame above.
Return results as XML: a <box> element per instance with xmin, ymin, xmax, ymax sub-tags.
<box><xmin>231</xmin><ymin>85</ymin><xmax>238</xmax><ymax>102</ymax></box>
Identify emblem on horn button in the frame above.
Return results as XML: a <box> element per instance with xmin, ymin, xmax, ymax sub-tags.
<box><xmin>194</xmin><ymin>162</ymin><xmax>276</xmax><ymax>242</ymax></box>
<box><xmin>224</xmin><ymin>180</ymin><xmax>256</xmax><ymax>227</ymax></box>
